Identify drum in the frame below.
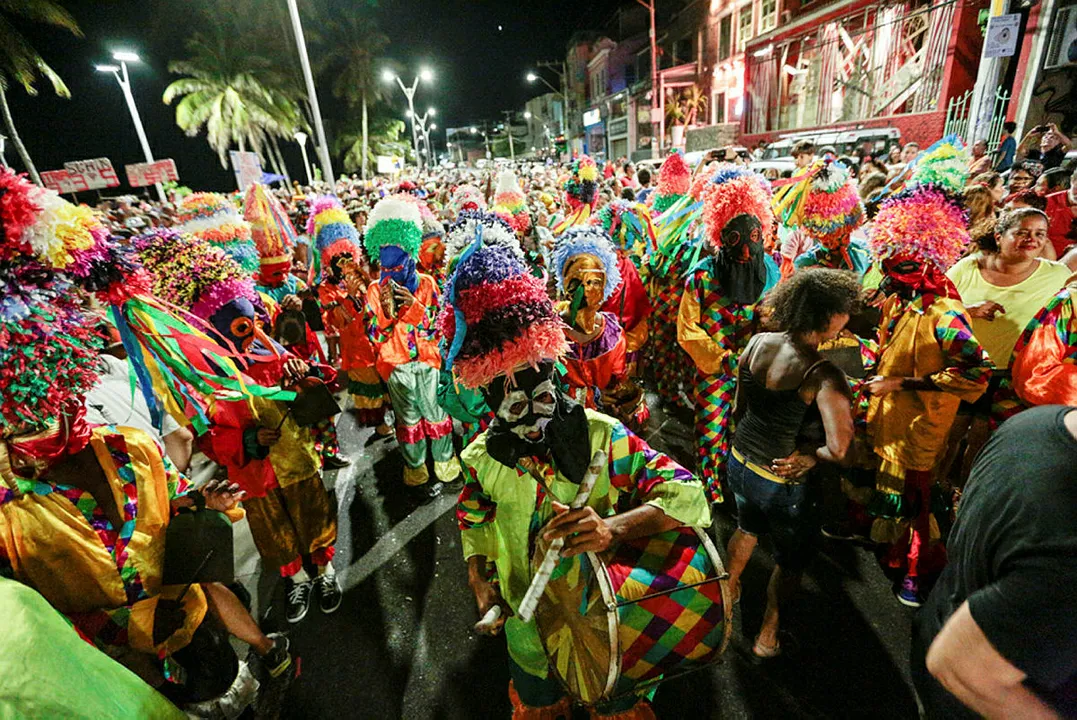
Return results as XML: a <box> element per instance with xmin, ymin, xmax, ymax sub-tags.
<box><xmin>531</xmin><ymin>525</ymin><xmax>732</xmax><ymax>705</ymax></box>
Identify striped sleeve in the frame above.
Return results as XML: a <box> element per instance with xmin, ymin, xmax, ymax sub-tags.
<box><xmin>929</xmin><ymin>308</ymin><xmax>993</xmax><ymax>403</ymax></box>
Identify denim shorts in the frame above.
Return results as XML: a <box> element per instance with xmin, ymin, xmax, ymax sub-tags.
<box><xmin>727</xmin><ymin>449</ymin><xmax>818</xmax><ymax>573</ymax></box>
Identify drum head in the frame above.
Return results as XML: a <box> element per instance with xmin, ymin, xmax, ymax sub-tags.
<box><xmin>531</xmin><ymin>534</ymin><xmax>618</xmax><ymax>705</ymax></box>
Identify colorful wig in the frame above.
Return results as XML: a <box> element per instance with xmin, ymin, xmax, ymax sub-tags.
<box><xmin>444</xmin><ymin>210</ymin><xmax>522</xmax><ymax>265</ymax></box>
<box><xmin>491</xmin><ymin>170</ymin><xmax>533</xmax><ymax>237</ymax></box>
<box><xmin>773</xmin><ymin>158</ymin><xmax>864</xmax><ymax>248</ymax></box>
<box><xmin>438</xmin><ymin>239</ymin><xmax>568</xmax><ymax>389</ymax></box>
<box><xmin>562</xmin><ymin>155</ymin><xmax>599</xmax><ymax>211</ymax></box>
<box><xmin>702</xmin><ymin>166</ymin><xmax>775</xmax><ymax>250</ymax></box>
<box><xmin>653</xmin><ymin>151</ymin><xmax>691</xmax><ymax>213</ymax></box>
<box><xmin>363</xmin><ymin>194</ymin><xmax>424</xmax><ymax>260</ymax></box>
<box><xmin>305</xmin><ymin>195</ymin><xmax>362</xmax><ymax>283</ymax></box>
<box><xmin>869</xmin><ymin>185</ymin><xmax>970</xmax><ymax>270</ymax></box>
<box><xmin>175</xmin><ymin>192</ymin><xmax>259</xmax><ymax>275</ymax></box>
<box><xmin>551</xmin><ymin>225</ymin><xmax>623</xmax><ymax>302</ymax></box>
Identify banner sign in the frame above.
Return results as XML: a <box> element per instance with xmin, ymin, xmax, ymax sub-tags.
<box><xmin>230</xmin><ymin>151</ymin><xmax>263</xmax><ymax>191</ymax></box>
<box><xmin>126</xmin><ymin>159</ymin><xmax>179</xmax><ymax>188</ymax></box>
<box><xmin>984</xmin><ymin>14</ymin><xmax>1021</xmax><ymax>59</ymax></box>
<box><xmin>41</xmin><ymin>158</ymin><xmax>120</xmax><ymax>193</ymax></box>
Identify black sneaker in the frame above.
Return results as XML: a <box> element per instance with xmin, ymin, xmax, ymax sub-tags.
<box><xmin>285</xmin><ymin>579</ymin><xmax>313</xmax><ymax>624</ymax></box>
<box><xmin>322</xmin><ymin>454</ymin><xmax>351</xmax><ymax>470</ymax></box>
<box><xmin>248</xmin><ymin>634</ymin><xmax>294</xmax><ymax>719</ymax></box>
<box><xmin>316</xmin><ymin>573</ymin><xmax>343</xmax><ymax>614</ymax></box>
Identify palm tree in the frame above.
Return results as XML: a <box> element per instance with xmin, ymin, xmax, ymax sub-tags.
<box><xmin>317</xmin><ymin>14</ymin><xmax>390</xmax><ymax>180</ymax></box>
<box><xmin>334</xmin><ymin>116</ymin><xmax>411</xmax><ymax>173</ymax></box>
<box><xmin>164</xmin><ymin>27</ymin><xmax>305</xmax><ymax>169</ymax></box>
<box><xmin>0</xmin><ymin>0</ymin><xmax>83</xmax><ymax>185</ymax></box>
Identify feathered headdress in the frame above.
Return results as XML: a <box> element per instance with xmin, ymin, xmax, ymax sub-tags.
<box><xmin>244</xmin><ymin>183</ymin><xmax>297</xmax><ymax>274</ymax></box>
<box><xmin>363</xmin><ymin>194</ymin><xmax>424</xmax><ymax>259</ymax></box>
<box><xmin>438</xmin><ymin>230</ymin><xmax>568</xmax><ymax>389</ymax></box>
<box><xmin>869</xmin><ymin>135</ymin><xmax>971</xmax><ymax>270</ymax></box>
<box><xmin>702</xmin><ymin>165</ymin><xmax>775</xmax><ymax>251</ymax></box>
<box><xmin>653</xmin><ymin>151</ymin><xmax>691</xmax><ymax>213</ymax></box>
<box><xmin>551</xmin><ymin>225</ymin><xmax>623</xmax><ymax>303</ymax></box>
<box><xmin>175</xmin><ymin>192</ymin><xmax>260</xmax><ymax>275</ymax></box>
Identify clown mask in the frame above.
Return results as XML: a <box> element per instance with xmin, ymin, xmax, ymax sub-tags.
<box><xmin>720</xmin><ymin>214</ymin><xmax>764</xmax><ymax>264</ymax></box>
<box><xmin>482</xmin><ymin>363</ymin><xmax>591</xmax><ymax>482</ymax></box>
<box><xmin>210</xmin><ymin>297</ymin><xmax>280</xmax><ymax>355</ymax></box>
<box><xmin>258</xmin><ymin>258</ymin><xmax>293</xmax><ymax>288</ymax></box>
<box><xmin>379</xmin><ymin>245</ymin><xmax>419</xmax><ymax>293</ymax></box>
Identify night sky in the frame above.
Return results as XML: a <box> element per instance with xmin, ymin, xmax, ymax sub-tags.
<box><xmin>5</xmin><ymin>0</ymin><xmax>626</xmax><ymax>192</ymax></box>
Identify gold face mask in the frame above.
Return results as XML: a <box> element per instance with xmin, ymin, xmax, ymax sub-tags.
<box><xmin>563</xmin><ymin>254</ymin><xmax>607</xmax><ymax>313</ymax></box>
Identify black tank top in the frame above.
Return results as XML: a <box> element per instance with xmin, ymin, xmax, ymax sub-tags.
<box><xmin>733</xmin><ymin>351</ymin><xmax>830</xmax><ymax>467</ymax></box>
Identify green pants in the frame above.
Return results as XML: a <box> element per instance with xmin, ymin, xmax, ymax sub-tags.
<box><xmin>386</xmin><ymin>362</ymin><xmax>456</xmax><ymax>482</ymax></box>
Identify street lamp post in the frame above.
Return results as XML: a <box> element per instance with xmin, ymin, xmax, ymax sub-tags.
<box><xmin>501</xmin><ymin>110</ymin><xmax>518</xmax><ymax>162</ymax></box>
<box><xmin>294</xmin><ymin>131</ymin><xmax>313</xmax><ymax>185</ymax></box>
<box><xmin>471</xmin><ymin>126</ymin><xmax>491</xmax><ymax>160</ymax></box>
<box><xmin>385</xmin><ymin>68</ymin><xmax>433</xmax><ymax>170</ymax></box>
<box><xmin>96</xmin><ymin>52</ymin><xmax>165</xmax><ymax>202</ymax></box>
<box><xmin>635</xmin><ymin>0</ymin><xmax>660</xmax><ymax>159</ymax></box>
<box><xmin>286</xmin><ymin>0</ymin><xmax>334</xmax><ymax>183</ymax></box>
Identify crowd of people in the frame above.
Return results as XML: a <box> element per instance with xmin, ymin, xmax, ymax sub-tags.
<box><xmin>0</xmin><ymin>128</ymin><xmax>1075</xmax><ymax>719</ymax></box>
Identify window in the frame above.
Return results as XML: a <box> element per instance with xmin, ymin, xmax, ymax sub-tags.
<box><xmin>738</xmin><ymin>5</ymin><xmax>754</xmax><ymax>52</ymax></box>
<box><xmin>714</xmin><ymin>91</ymin><xmax>726</xmax><ymax>124</ymax></box>
<box><xmin>673</xmin><ymin>35</ymin><xmax>695</xmax><ymax>65</ymax></box>
<box><xmin>760</xmin><ymin>0</ymin><xmax>778</xmax><ymax>32</ymax></box>
<box><xmin>718</xmin><ymin>15</ymin><xmax>733</xmax><ymax>61</ymax></box>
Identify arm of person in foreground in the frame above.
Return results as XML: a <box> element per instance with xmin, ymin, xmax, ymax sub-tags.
<box><xmin>926</xmin><ymin>602</ymin><xmax>1058</xmax><ymax>720</ymax></box>
<box><xmin>814</xmin><ymin>365</ymin><xmax>855</xmax><ymax>465</ymax></box>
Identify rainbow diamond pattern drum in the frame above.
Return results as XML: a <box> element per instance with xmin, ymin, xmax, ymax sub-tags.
<box><xmin>532</xmin><ymin>525</ymin><xmax>732</xmax><ymax>705</ymax></box>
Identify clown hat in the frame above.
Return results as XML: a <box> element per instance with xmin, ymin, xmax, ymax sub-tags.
<box><xmin>653</xmin><ymin>151</ymin><xmax>691</xmax><ymax>213</ymax></box>
<box><xmin>244</xmin><ymin>183</ymin><xmax>297</xmax><ymax>277</ymax></box>
<box><xmin>451</xmin><ymin>184</ymin><xmax>486</xmax><ymax>216</ymax></box>
<box><xmin>306</xmin><ymin>195</ymin><xmax>363</xmax><ymax>282</ymax></box>
<box><xmin>702</xmin><ymin>165</ymin><xmax>775</xmax><ymax>251</ymax></box>
<box><xmin>772</xmin><ymin>157</ymin><xmax>864</xmax><ymax>246</ymax></box>
<box><xmin>175</xmin><ymin>192</ymin><xmax>260</xmax><ymax>276</ymax></box>
<box><xmin>551</xmin><ymin>225</ymin><xmax>623</xmax><ymax>303</ymax></box>
<box><xmin>870</xmin><ymin>136</ymin><xmax>970</xmax><ymax>271</ymax></box>
<box><xmin>363</xmin><ymin>194</ymin><xmax>423</xmax><ymax>260</ymax></box>
<box><xmin>438</xmin><ymin>239</ymin><xmax>568</xmax><ymax>389</ymax></box>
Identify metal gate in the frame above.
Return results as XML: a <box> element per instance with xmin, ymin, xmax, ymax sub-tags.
<box><xmin>944</xmin><ymin>87</ymin><xmax>1011</xmax><ymax>148</ymax></box>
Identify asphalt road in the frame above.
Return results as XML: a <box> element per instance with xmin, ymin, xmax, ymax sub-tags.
<box><xmin>237</xmin><ymin>397</ymin><xmax>920</xmax><ymax>719</ymax></box>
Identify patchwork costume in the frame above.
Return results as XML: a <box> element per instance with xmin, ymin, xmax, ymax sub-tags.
<box><xmin>678</xmin><ymin>167</ymin><xmax>779</xmax><ymax>503</ymax></box>
<box><xmin>864</xmin><ymin>138</ymin><xmax>992</xmax><ymax>594</ymax></box>
<box><xmin>440</xmin><ymin>234</ymin><xmax>710</xmax><ymax>719</ymax></box>
<box><xmin>365</xmin><ymin>196</ymin><xmax>458</xmax><ymax>487</ymax></box>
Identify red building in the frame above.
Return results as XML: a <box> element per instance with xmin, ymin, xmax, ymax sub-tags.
<box><xmin>740</xmin><ymin>0</ymin><xmax>987</xmax><ymax>149</ymax></box>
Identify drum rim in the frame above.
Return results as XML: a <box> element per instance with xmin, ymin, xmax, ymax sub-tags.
<box><xmin>693</xmin><ymin>527</ymin><xmax>734</xmax><ymax>655</ymax></box>
<box><xmin>589</xmin><ymin>550</ymin><xmax>621</xmax><ymax>701</ymax></box>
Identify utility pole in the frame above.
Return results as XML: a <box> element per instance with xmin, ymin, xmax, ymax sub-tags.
<box><xmin>636</xmin><ymin>0</ymin><xmax>659</xmax><ymax>158</ymax></box>
<box><xmin>502</xmin><ymin>110</ymin><xmax>517</xmax><ymax>162</ymax></box>
<box><xmin>286</xmin><ymin>0</ymin><xmax>334</xmax><ymax>183</ymax></box>
<box><xmin>966</xmin><ymin>0</ymin><xmax>1010</xmax><ymax>144</ymax></box>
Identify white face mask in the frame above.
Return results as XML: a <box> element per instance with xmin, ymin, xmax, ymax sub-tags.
<box><xmin>496</xmin><ymin>379</ymin><xmax>558</xmax><ymax>440</ymax></box>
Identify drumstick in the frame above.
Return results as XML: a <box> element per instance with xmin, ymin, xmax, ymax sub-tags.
<box><xmin>516</xmin><ymin>449</ymin><xmax>607</xmax><ymax>624</ymax></box>
<box><xmin>474</xmin><ymin>605</ymin><xmax>502</xmax><ymax>634</ymax></box>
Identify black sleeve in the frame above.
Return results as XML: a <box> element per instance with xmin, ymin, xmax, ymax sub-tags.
<box><xmin>968</xmin><ymin>551</ymin><xmax>1077</xmax><ymax>690</ymax></box>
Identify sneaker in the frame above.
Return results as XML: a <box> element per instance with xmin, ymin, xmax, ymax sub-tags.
<box><xmin>247</xmin><ymin>634</ymin><xmax>293</xmax><ymax>719</ymax></box>
<box><xmin>316</xmin><ymin>573</ymin><xmax>343</xmax><ymax>614</ymax></box>
<box><xmin>185</xmin><ymin>660</ymin><xmax>259</xmax><ymax>719</ymax></box>
<box><xmin>896</xmin><ymin>576</ymin><xmax>924</xmax><ymax>608</ymax></box>
<box><xmin>322</xmin><ymin>453</ymin><xmax>351</xmax><ymax>470</ymax></box>
<box><xmin>285</xmin><ymin>579</ymin><xmax>313</xmax><ymax>624</ymax></box>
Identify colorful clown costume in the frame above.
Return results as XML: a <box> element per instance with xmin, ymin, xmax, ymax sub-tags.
<box><xmin>1010</xmin><ymin>283</ymin><xmax>1077</xmax><ymax>408</ymax></box>
<box><xmin>457</xmin><ymin>411</ymin><xmax>711</xmax><ymax>717</ymax></box>
<box><xmin>365</xmin><ymin>196</ymin><xmax>457</xmax><ymax>486</ymax></box>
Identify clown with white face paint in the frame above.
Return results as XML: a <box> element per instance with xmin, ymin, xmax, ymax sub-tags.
<box><xmin>441</xmin><ymin>235</ymin><xmax>711</xmax><ymax>719</ymax></box>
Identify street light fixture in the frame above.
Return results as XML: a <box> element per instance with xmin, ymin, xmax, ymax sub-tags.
<box><xmin>294</xmin><ymin>131</ymin><xmax>313</xmax><ymax>185</ymax></box>
<box><xmin>97</xmin><ymin>52</ymin><xmax>165</xmax><ymax>201</ymax></box>
<box><xmin>386</xmin><ymin>68</ymin><xmax>436</xmax><ymax>169</ymax></box>
<box><xmin>285</xmin><ymin>0</ymin><xmax>333</xmax><ymax>182</ymax></box>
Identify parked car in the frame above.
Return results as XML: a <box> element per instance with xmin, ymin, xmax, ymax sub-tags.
<box><xmin>763</xmin><ymin>127</ymin><xmax>901</xmax><ymax>163</ymax></box>
<box><xmin>749</xmin><ymin>159</ymin><xmax>798</xmax><ymax>179</ymax></box>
